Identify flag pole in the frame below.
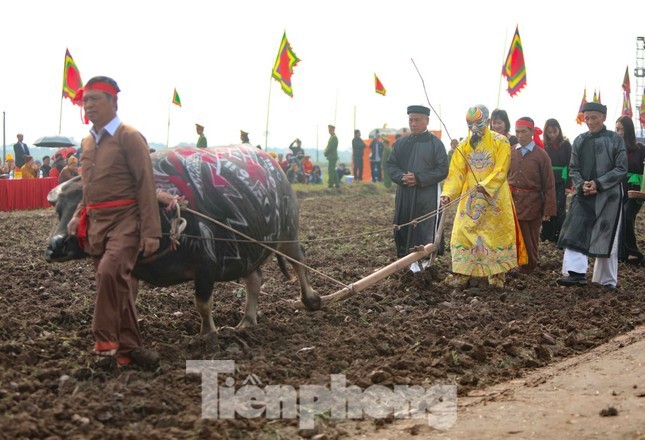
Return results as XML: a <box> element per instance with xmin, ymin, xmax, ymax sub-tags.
<box><xmin>59</xmin><ymin>51</ymin><xmax>66</xmax><ymax>135</ymax></box>
<box><xmin>58</xmin><ymin>97</ymin><xmax>64</xmax><ymax>135</ymax></box>
<box><xmin>353</xmin><ymin>105</ymin><xmax>356</xmax><ymax>131</ymax></box>
<box><xmin>166</xmin><ymin>103</ymin><xmax>171</xmax><ymax>149</ymax></box>
<box><xmin>265</xmin><ymin>76</ymin><xmax>273</xmax><ymax>152</ymax></box>
<box><xmin>334</xmin><ymin>89</ymin><xmax>338</xmax><ymax>126</ymax></box>
<box><xmin>496</xmin><ymin>28</ymin><xmax>509</xmax><ymax>108</ymax></box>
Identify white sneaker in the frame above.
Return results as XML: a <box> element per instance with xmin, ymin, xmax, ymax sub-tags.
<box><xmin>409</xmin><ymin>262</ymin><xmax>421</xmax><ymax>273</ymax></box>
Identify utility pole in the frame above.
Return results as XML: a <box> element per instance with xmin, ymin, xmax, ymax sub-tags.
<box><xmin>635</xmin><ymin>36</ymin><xmax>645</xmax><ymax>136</ymax></box>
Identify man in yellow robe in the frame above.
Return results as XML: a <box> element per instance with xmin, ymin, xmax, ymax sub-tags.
<box><xmin>440</xmin><ymin>104</ymin><xmax>526</xmax><ymax>288</ymax></box>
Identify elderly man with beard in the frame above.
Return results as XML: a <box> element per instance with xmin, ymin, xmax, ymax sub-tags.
<box><xmin>440</xmin><ymin>104</ymin><xmax>527</xmax><ymax>289</ymax></box>
<box><xmin>386</xmin><ymin>105</ymin><xmax>448</xmax><ymax>273</ymax></box>
<box><xmin>557</xmin><ymin>102</ymin><xmax>627</xmax><ymax>289</ymax></box>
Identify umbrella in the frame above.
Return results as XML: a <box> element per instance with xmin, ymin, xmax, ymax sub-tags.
<box><xmin>33</xmin><ymin>135</ymin><xmax>77</xmax><ymax>148</ymax></box>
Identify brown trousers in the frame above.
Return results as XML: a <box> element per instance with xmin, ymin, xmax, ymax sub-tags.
<box><xmin>519</xmin><ymin>218</ymin><xmax>542</xmax><ymax>274</ymax></box>
<box><xmin>92</xmin><ymin>233</ymin><xmax>141</xmax><ymax>355</ymax></box>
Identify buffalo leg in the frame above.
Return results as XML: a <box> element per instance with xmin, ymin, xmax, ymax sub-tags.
<box><xmin>238</xmin><ymin>269</ymin><xmax>262</xmax><ymax>328</ymax></box>
<box><xmin>194</xmin><ymin>276</ymin><xmax>217</xmax><ymax>335</ymax></box>
<box><xmin>279</xmin><ymin>242</ymin><xmax>321</xmax><ymax>311</ymax></box>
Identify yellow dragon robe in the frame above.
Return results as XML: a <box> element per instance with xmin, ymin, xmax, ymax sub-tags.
<box><xmin>441</xmin><ymin>129</ymin><xmax>527</xmax><ymax>276</ymax></box>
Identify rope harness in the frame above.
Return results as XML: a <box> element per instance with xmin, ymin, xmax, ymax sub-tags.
<box><xmin>156</xmin><ymin>187</ymin><xmax>476</xmax><ymax>289</ymax></box>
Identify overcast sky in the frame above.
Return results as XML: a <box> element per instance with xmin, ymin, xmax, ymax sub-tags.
<box><xmin>2</xmin><ymin>0</ymin><xmax>644</xmax><ymax>159</ymax></box>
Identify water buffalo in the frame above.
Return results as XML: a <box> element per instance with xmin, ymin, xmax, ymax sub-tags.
<box><xmin>44</xmin><ymin>145</ymin><xmax>321</xmax><ymax>334</ymax></box>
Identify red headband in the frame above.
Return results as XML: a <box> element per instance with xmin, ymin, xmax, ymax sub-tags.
<box><xmin>72</xmin><ymin>82</ymin><xmax>119</xmax><ymax>104</ymax></box>
<box><xmin>515</xmin><ymin>120</ymin><xmax>544</xmax><ymax>149</ymax></box>
<box><xmin>515</xmin><ymin>119</ymin><xmax>534</xmax><ymax>128</ymax></box>
<box><xmin>515</xmin><ymin>119</ymin><xmax>545</xmax><ymax>148</ymax></box>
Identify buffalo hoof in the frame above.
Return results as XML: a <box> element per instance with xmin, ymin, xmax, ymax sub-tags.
<box><xmin>302</xmin><ymin>292</ymin><xmax>322</xmax><ymax>311</ymax></box>
<box><xmin>199</xmin><ymin>320</ymin><xmax>217</xmax><ymax>336</ymax></box>
<box><xmin>199</xmin><ymin>326</ymin><xmax>217</xmax><ymax>336</ymax></box>
<box><xmin>236</xmin><ymin>317</ymin><xmax>257</xmax><ymax>328</ymax></box>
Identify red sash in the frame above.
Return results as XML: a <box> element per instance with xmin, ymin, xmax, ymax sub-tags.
<box><xmin>77</xmin><ymin>199</ymin><xmax>136</xmax><ymax>248</ymax></box>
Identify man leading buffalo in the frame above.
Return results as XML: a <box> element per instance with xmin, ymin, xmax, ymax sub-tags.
<box><xmin>67</xmin><ymin>76</ymin><xmax>161</xmax><ymax>368</ymax></box>
<box><xmin>386</xmin><ymin>105</ymin><xmax>449</xmax><ymax>273</ymax></box>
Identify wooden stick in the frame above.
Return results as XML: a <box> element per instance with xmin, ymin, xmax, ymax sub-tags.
<box><xmin>290</xmin><ymin>208</ymin><xmax>446</xmax><ymax>309</ymax></box>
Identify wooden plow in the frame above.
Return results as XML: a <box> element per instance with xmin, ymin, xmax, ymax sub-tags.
<box><xmin>628</xmin><ymin>190</ymin><xmax>645</xmax><ymax>200</ymax></box>
<box><xmin>157</xmin><ymin>190</ymin><xmax>451</xmax><ymax>311</ymax></box>
<box><xmin>291</xmin><ymin>209</ymin><xmax>447</xmax><ymax>309</ymax></box>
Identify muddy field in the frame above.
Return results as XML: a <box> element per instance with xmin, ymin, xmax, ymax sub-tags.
<box><xmin>1</xmin><ymin>183</ymin><xmax>644</xmax><ymax>439</ymax></box>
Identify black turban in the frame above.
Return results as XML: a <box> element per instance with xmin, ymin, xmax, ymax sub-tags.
<box><xmin>582</xmin><ymin>102</ymin><xmax>607</xmax><ymax>114</ymax></box>
<box><xmin>407</xmin><ymin>105</ymin><xmax>430</xmax><ymax>116</ymax></box>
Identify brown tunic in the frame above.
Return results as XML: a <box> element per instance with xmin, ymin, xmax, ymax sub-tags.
<box><xmin>75</xmin><ymin>122</ymin><xmax>161</xmax><ymax>355</ymax></box>
<box><xmin>75</xmin><ymin>123</ymin><xmax>161</xmax><ymax>256</ymax></box>
<box><xmin>508</xmin><ymin>146</ymin><xmax>556</xmax><ymax>221</ymax></box>
<box><xmin>509</xmin><ymin>146</ymin><xmax>557</xmax><ymax>273</ymax></box>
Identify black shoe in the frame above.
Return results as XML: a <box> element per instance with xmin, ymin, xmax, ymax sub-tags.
<box><xmin>130</xmin><ymin>348</ymin><xmax>160</xmax><ymax>370</ymax></box>
<box><xmin>556</xmin><ymin>273</ymin><xmax>587</xmax><ymax>287</ymax></box>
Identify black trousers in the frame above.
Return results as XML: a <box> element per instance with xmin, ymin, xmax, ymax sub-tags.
<box><xmin>618</xmin><ymin>197</ymin><xmax>643</xmax><ymax>263</ymax></box>
<box><xmin>353</xmin><ymin>156</ymin><xmax>363</xmax><ymax>181</ymax></box>
<box><xmin>541</xmin><ymin>181</ymin><xmax>566</xmax><ymax>243</ymax></box>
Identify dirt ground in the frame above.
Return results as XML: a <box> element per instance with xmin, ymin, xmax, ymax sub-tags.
<box><xmin>1</xmin><ymin>183</ymin><xmax>644</xmax><ymax>439</ymax></box>
<box><xmin>343</xmin><ymin>325</ymin><xmax>645</xmax><ymax>440</ymax></box>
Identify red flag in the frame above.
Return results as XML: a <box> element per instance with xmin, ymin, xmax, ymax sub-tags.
<box><xmin>501</xmin><ymin>25</ymin><xmax>527</xmax><ymax>97</ymax></box>
<box><xmin>623</xmin><ymin>92</ymin><xmax>633</xmax><ymax>118</ymax></box>
<box><xmin>374</xmin><ymin>73</ymin><xmax>386</xmax><ymax>96</ymax></box>
<box><xmin>62</xmin><ymin>49</ymin><xmax>83</xmax><ymax>105</ymax></box>
<box><xmin>622</xmin><ymin>65</ymin><xmax>631</xmax><ymax>93</ymax></box>
<box><xmin>271</xmin><ymin>31</ymin><xmax>300</xmax><ymax>97</ymax></box>
<box><xmin>622</xmin><ymin>66</ymin><xmax>633</xmax><ymax>118</ymax></box>
<box><xmin>576</xmin><ymin>88</ymin><xmax>587</xmax><ymax>125</ymax></box>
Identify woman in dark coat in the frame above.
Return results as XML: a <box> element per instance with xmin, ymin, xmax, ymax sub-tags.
<box><xmin>616</xmin><ymin>116</ymin><xmax>645</xmax><ymax>264</ymax></box>
<box><xmin>540</xmin><ymin>118</ymin><xmax>572</xmax><ymax>243</ymax></box>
